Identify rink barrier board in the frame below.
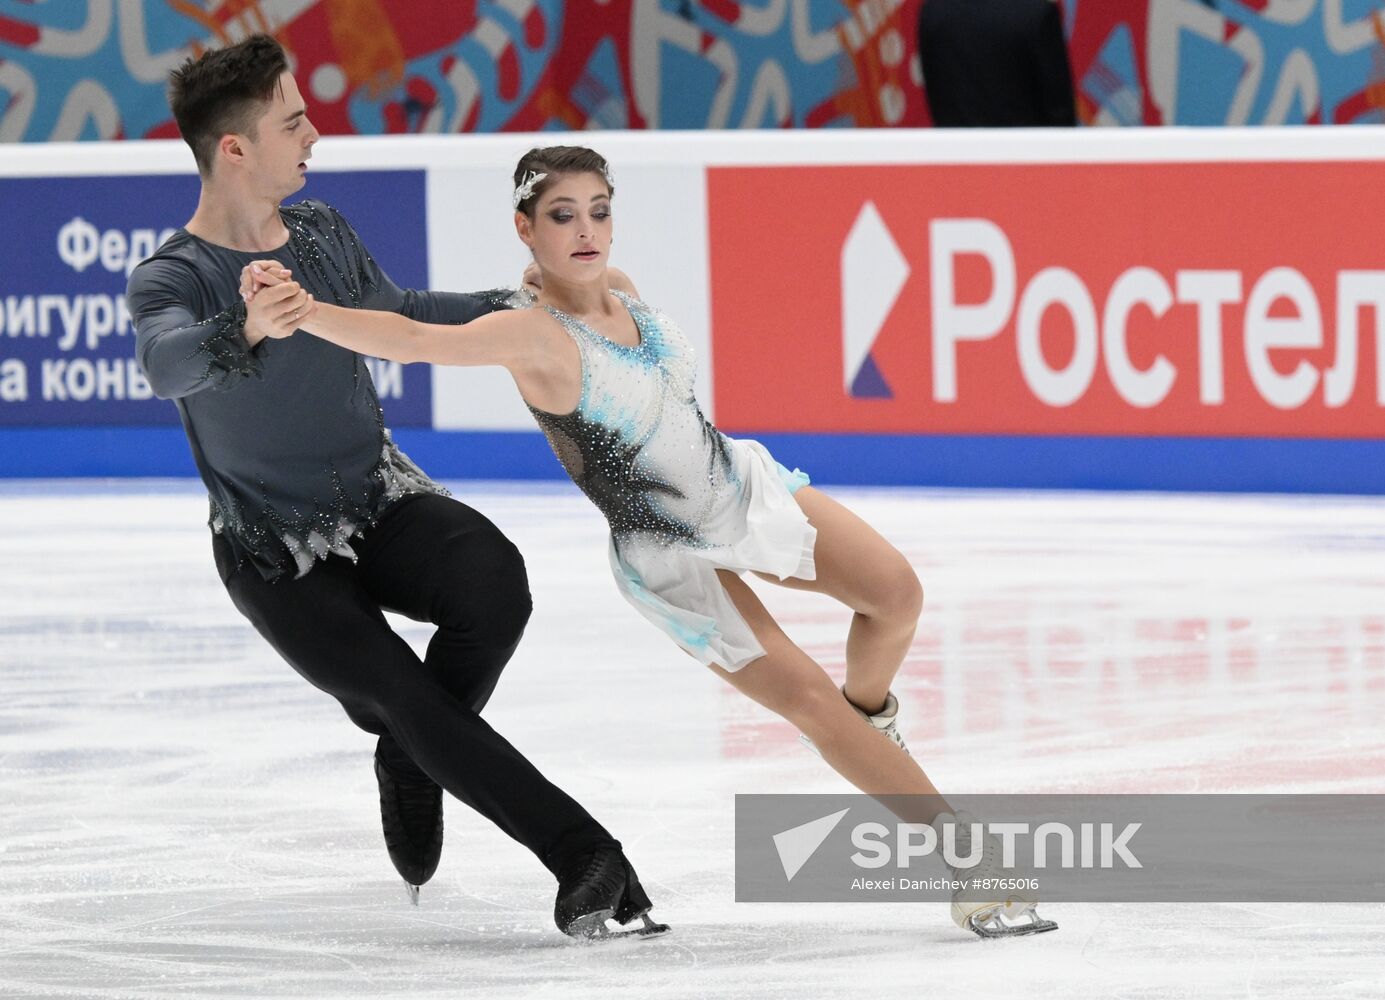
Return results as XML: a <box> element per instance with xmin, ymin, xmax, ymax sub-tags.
<box><xmin>4</xmin><ymin>130</ymin><xmax>1385</xmax><ymax>492</ymax></box>
<box><xmin>9</xmin><ymin>427</ymin><xmax>1385</xmax><ymax>495</ymax></box>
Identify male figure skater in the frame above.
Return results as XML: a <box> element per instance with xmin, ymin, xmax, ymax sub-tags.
<box><xmin>126</xmin><ymin>34</ymin><xmax>662</xmax><ymax>940</ymax></box>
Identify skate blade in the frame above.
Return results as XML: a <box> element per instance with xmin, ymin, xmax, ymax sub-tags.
<box><xmin>566</xmin><ymin>911</ymin><xmax>671</xmax><ymax>942</ymax></box>
<box><xmin>596</xmin><ymin>913</ymin><xmax>671</xmax><ymax>941</ymax></box>
<box><xmin>561</xmin><ymin>907</ymin><xmax>615</xmax><ymax>939</ymax></box>
<box><xmin>965</xmin><ymin>907</ymin><xmax>1058</xmax><ymax>940</ymax></box>
<box><xmin>404</xmin><ymin>881</ymin><xmax>420</xmax><ymax>907</ymax></box>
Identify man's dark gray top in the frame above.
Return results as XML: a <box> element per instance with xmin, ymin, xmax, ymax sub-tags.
<box><xmin>127</xmin><ymin>199</ymin><xmax>509</xmax><ymax>581</ymax></box>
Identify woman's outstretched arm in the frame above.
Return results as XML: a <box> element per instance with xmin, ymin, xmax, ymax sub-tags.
<box><xmin>244</xmin><ymin>261</ymin><xmax>537</xmax><ymax>370</ymax></box>
<box><xmin>301</xmin><ymin>299</ymin><xmax>533</xmax><ymax>369</ymax></box>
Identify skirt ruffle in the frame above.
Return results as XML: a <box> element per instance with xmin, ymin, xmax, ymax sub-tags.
<box><xmin>609</xmin><ymin>438</ymin><xmax>815</xmax><ymax>671</ymax></box>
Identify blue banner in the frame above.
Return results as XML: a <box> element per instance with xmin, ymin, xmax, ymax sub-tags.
<box><xmin>0</xmin><ymin>168</ymin><xmax>431</xmax><ymax>428</ymax></box>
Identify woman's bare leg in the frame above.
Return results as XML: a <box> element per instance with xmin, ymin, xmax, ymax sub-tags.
<box><xmin>712</xmin><ymin>569</ymin><xmax>947</xmax><ymax>823</ymax></box>
<box><xmin>756</xmin><ymin>486</ymin><xmax>923</xmax><ymax>715</ymax></box>
<box><xmin>713</xmin><ymin>569</ymin><xmax>1054</xmax><ymax>933</ymax></box>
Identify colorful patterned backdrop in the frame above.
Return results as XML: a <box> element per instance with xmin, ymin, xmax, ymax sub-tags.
<box><xmin>0</xmin><ymin>0</ymin><xmax>927</xmax><ymax>140</ymax></box>
<box><xmin>1</xmin><ymin>1</ymin><xmax>1384</xmax><ymax>141</ymax></box>
<box><xmin>1069</xmin><ymin>0</ymin><xmax>1385</xmax><ymax>125</ymax></box>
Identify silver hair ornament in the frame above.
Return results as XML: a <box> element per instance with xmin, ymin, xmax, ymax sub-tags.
<box><xmin>512</xmin><ymin>170</ymin><xmax>548</xmax><ymax>209</ymax></box>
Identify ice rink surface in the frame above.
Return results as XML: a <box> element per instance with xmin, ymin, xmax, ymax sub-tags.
<box><xmin>3</xmin><ymin>479</ymin><xmax>1383</xmax><ymax>1000</ymax></box>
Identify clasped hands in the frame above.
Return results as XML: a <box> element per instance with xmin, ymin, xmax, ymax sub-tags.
<box><xmin>238</xmin><ymin>258</ymin><xmax>545</xmax><ymax>345</ymax></box>
<box><xmin>239</xmin><ymin>260</ymin><xmax>314</xmax><ymax>344</ymax></box>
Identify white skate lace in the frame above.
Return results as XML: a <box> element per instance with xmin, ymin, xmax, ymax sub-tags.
<box><xmin>875</xmin><ymin>716</ymin><xmax>909</xmax><ymax>754</ymax></box>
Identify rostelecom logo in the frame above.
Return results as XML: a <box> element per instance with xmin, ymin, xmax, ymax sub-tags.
<box><xmin>840</xmin><ymin>201</ymin><xmax>909</xmax><ymax>399</ymax></box>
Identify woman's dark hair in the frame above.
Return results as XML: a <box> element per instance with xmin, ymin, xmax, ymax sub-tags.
<box><xmin>168</xmin><ymin>34</ymin><xmax>289</xmax><ymax>177</ymax></box>
<box><xmin>512</xmin><ymin>146</ymin><xmax>614</xmax><ymax>216</ymax></box>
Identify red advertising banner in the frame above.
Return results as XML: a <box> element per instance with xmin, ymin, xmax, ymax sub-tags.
<box><xmin>708</xmin><ymin>162</ymin><xmax>1385</xmax><ymax>438</ymax></box>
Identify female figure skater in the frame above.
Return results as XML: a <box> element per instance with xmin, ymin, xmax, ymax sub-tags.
<box><xmin>244</xmin><ymin>146</ymin><xmax>1055</xmax><ymax>939</ymax></box>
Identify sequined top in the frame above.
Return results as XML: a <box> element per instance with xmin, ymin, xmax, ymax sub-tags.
<box><xmin>528</xmin><ymin>291</ymin><xmax>739</xmax><ymax>549</ymax></box>
<box><xmin>127</xmin><ymin>200</ymin><xmax>511</xmax><ymax>580</ymax></box>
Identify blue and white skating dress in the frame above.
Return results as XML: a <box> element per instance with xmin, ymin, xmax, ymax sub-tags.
<box><xmin>528</xmin><ymin>290</ymin><xmax>815</xmax><ymax>671</ymax></box>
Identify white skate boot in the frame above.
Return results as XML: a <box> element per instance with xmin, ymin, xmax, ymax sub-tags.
<box><xmin>800</xmin><ymin>688</ymin><xmax>909</xmax><ymax>756</ymax></box>
<box><xmin>931</xmin><ymin>810</ymin><xmax>1058</xmax><ymax>939</ymax></box>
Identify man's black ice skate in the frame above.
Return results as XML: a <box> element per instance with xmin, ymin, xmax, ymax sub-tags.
<box><xmin>554</xmin><ymin>848</ymin><xmax>669</xmax><ymax>941</ymax></box>
<box><xmin>374</xmin><ymin>736</ymin><xmax>443</xmax><ymax>906</ymax></box>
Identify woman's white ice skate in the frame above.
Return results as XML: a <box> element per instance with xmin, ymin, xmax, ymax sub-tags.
<box><xmin>931</xmin><ymin>811</ymin><xmax>1058</xmax><ymax>940</ymax></box>
<box><xmin>800</xmin><ymin>688</ymin><xmax>910</xmax><ymax>756</ymax></box>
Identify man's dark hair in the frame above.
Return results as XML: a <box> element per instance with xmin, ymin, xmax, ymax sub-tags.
<box><xmin>168</xmin><ymin>34</ymin><xmax>288</xmax><ymax>177</ymax></box>
<box><xmin>513</xmin><ymin>146</ymin><xmax>614</xmax><ymax>216</ymax></box>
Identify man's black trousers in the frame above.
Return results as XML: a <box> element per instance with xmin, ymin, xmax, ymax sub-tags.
<box><xmin>212</xmin><ymin>492</ymin><xmax>617</xmax><ymax>877</ymax></box>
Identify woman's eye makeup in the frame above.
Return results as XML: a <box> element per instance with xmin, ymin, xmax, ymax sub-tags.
<box><xmin>545</xmin><ymin>206</ymin><xmax>611</xmax><ymax>223</ymax></box>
